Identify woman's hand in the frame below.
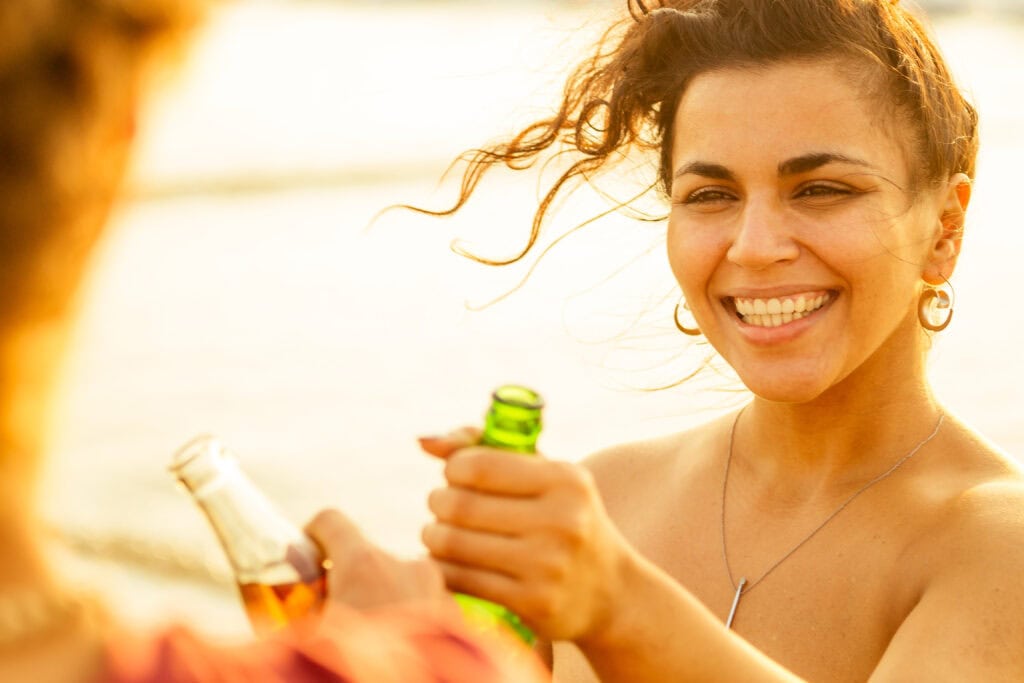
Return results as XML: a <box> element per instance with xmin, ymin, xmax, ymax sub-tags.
<box><xmin>419</xmin><ymin>427</ymin><xmax>634</xmax><ymax>643</ymax></box>
<box><xmin>305</xmin><ymin>508</ymin><xmax>452</xmax><ymax>615</ymax></box>
<box><xmin>304</xmin><ymin>510</ymin><xmax>554</xmax><ymax>683</ymax></box>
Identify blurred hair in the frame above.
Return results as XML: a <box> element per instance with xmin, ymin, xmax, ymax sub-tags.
<box><xmin>413</xmin><ymin>0</ymin><xmax>979</xmax><ymax>266</ymax></box>
<box><xmin>0</xmin><ymin>0</ymin><xmax>201</xmax><ymax>325</ymax></box>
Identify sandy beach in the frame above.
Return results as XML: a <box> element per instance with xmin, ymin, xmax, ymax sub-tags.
<box><xmin>38</xmin><ymin>1</ymin><xmax>1024</xmax><ymax>639</ymax></box>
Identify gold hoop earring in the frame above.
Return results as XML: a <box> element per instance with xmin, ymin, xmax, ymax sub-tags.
<box><xmin>673</xmin><ymin>299</ymin><xmax>702</xmax><ymax>336</ymax></box>
<box><xmin>918</xmin><ymin>285</ymin><xmax>953</xmax><ymax>332</ymax></box>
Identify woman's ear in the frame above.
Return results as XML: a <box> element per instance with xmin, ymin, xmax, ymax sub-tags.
<box><xmin>923</xmin><ymin>172</ymin><xmax>972</xmax><ymax>285</ymax></box>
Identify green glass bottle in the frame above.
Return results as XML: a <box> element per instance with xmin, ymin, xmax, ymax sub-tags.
<box><xmin>454</xmin><ymin>385</ymin><xmax>543</xmax><ymax>645</ymax></box>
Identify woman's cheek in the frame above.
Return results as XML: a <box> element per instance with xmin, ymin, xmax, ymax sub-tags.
<box><xmin>665</xmin><ymin>215</ymin><xmax>692</xmax><ymax>280</ymax></box>
<box><xmin>667</xmin><ymin>217</ymin><xmax>719</xmax><ymax>293</ymax></box>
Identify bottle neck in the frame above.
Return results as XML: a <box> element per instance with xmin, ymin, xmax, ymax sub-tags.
<box><xmin>171</xmin><ymin>437</ymin><xmax>321</xmax><ymax>584</ymax></box>
<box><xmin>484</xmin><ymin>387</ymin><xmax>542</xmax><ymax>453</ymax></box>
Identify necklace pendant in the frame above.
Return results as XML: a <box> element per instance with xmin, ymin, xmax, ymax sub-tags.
<box><xmin>725</xmin><ymin>577</ymin><xmax>747</xmax><ymax>630</ymax></box>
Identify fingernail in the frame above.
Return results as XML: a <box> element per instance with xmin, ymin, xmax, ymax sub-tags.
<box><xmin>418</xmin><ymin>435</ymin><xmax>446</xmax><ymax>442</ymax></box>
<box><xmin>417</xmin><ymin>436</ymin><xmax>446</xmax><ymax>448</ymax></box>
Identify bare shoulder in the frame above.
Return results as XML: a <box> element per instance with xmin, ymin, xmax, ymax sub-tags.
<box><xmin>923</xmin><ymin>415</ymin><xmax>1024</xmax><ymax>546</ymax></box>
<box><xmin>579</xmin><ymin>411</ymin><xmax>737</xmax><ymax>516</ymax></box>
<box><xmin>905</xmin><ymin>413</ymin><xmax>1024</xmax><ymax>600</ymax></box>
<box><xmin>874</xmin><ymin>420</ymin><xmax>1024</xmax><ymax>679</ymax></box>
<box><xmin>931</xmin><ymin>473</ymin><xmax>1024</xmax><ymax>570</ymax></box>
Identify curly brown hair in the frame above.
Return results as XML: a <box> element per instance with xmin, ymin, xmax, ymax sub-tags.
<box><xmin>413</xmin><ymin>0</ymin><xmax>978</xmax><ymax>268</ymax></box>
<box><xmin>0</xmin><ymin>0</ymin><xmax>201</xmax><ymax>325</ymax></box>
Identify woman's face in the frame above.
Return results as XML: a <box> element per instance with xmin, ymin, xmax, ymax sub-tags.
<box><xmin>667</xmin><ymin>59</ymin><xmax>950</xmax><ymax>403</ymax></box>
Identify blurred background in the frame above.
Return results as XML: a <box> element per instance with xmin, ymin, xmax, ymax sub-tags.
<box><xmin>38</xmin><ymin>0</ymin><xmax>1024</xmax><ymax>640</ymax></box>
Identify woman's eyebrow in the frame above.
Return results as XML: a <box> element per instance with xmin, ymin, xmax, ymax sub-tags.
<box><xmin>674</xmin><ymin>153</ymin><xmax>876</xmax><ymax>181</ymax></box>
<box><xmin>778</xmin><ymin>152</ymin><xmax>876</xmax><ymax>176</ymax></box>
<box><xmin>673</xmin><ymin>161</ymin><xmax>735</xmax><ymax>181</ymax></box>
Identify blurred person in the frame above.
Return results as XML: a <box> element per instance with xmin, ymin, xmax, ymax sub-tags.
<box><xmin>0</xmin><ymin>0</ymin><xmax>547</xmax><ymax>681</ymax></box>
<box><xmin>415</xmin><ymin>0</ymin><xmax>1024</xmax><ymax>680</ymax></box>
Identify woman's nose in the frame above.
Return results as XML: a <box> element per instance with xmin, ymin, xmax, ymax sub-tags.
<box><xmin>725</xmin><ymin>198</ymin><xmax>800</xmax><ymax>269</ymax></box>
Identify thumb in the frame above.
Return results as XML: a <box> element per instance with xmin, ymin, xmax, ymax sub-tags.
<box><xmin>417</xmin><ymin>426</ymin><xmax>481</xmax><ymax>460</ymax></box>
<box><xmin>305</xmin><ymin>507</ymin><xmax>367</xmax><ymax>563</ymax></box>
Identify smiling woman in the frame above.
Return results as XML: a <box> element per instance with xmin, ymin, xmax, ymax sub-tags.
<box><xmin>410</xmin><ymin>1</ymin><xmax>1024</xmax><ymax>682</ymax></box>
<box><xmin>667</xmin><ymin>59</ymin><xmax>967</xmax><ymax>403</ymax></box>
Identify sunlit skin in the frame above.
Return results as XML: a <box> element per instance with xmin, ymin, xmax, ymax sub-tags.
<box><xmin>667</xmin><ymin>58</ymin><xmax>954</xmax><ymax>405</ymax></box>
<box><xmin>422</xmin><ymin>59</ymin><xmax>1024</xmax><ymax>683</ymax></box>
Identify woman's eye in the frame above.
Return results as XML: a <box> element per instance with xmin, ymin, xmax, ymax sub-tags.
<box><xmin>796</xmin><ymin>184</ymin><xmax>852</xmax><ymax>199</ymax></box>
<box><xmin>680</xmin><ymin>187</ymin><xmax>734</xmax><ymax>205</ymax></box>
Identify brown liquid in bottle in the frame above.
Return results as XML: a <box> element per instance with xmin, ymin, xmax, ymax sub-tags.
<box><xmin>170</xmin><ymin>436</ymin><xmax>329</xmax><ymax>637</ymax></box>
<box><xmin>239</xmin><ymin>575</ymin><xmax>327</xmax><ymax>637</ymax></box>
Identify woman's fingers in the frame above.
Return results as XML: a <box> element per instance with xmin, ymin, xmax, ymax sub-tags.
<box><xmin>305</xmin><ymin>507</ymin><xmax>367</xmax><ymax>559</ymax></box>
<box><xmin>420</xmin><ymin>428</ymin><xmax>632</xmax><ymax>641</ymax></box>
<box><xmin>423</xmin><ymin>454</ymin><xmax>630</xmax><ymax>642</ymax></box>
<box><xmin>422</xmin><ymin>522</ymin><xmax>521</xmax><ymax>576</ymax></box>
<box><xmin>418</xmin><ymin>426</ymin><xmax>481</xmax><ymax>459</ymax></box>
<box><xmin>443</xmin><ymin>447</ymin><xmax>556</xmax><ymax>496</ymax></box>
<box><xmin>420</xmin><ymin>427</ymin><xmax>559</xmax><ymax>497</ymax></box>
<box><xmin>433</xmin><ymin>559</ymin><xmax>523</xmax><ymax>611</ymax></box>
<box><xmin>428</xmin><ymin>486</ymin><xmax>542</xmax><ymax>534</ymax></box>
<box><xmin>306</xmin><ymin>508</ymin><xmax>448</xmax><ymax>611</ymax></box>
<box><xmin>306</xmin><ymin>508</ymin><xmax>385</xmax><ymax>608</ymax></box>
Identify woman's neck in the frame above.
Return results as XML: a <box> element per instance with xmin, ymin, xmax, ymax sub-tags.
<box><xmin>735</xmin><ymin>329</ymin><xmax>943</xmax><ymax>501</ymax></box>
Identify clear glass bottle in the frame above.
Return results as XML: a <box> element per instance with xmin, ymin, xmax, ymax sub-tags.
<box><xmin>454</xmin><ymin>385</ymin><xmax>543</xmax><ymax>645</ymax></box>
<box><xmin>169</xmin><ymin>435</ymin><xmax>326</xmax><ymax>637</ymax></box>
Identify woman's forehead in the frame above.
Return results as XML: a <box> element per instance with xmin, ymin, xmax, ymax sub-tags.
<box><xmin>670</xmin><ymin>60</ymin><xmax>911</xmax><ymax>175</ymax></box>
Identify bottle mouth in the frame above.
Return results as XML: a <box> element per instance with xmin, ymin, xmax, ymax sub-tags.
<box><xmin>491</xmin><ymin>385</ymin><xmax>544</xmax><ymax>410</ymax></box>
<box><xmin>169</xmin><ymin>434</ymin><xmax>223</xmax><ymax>473</ymax></box>
<box><xmin>169</xmin><ymin>434</ymin><xmax>242</xmax><ymax>499</ymax></box>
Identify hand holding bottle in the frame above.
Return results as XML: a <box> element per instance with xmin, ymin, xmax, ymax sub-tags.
<box><xmin>171</xmin><ymin>436</ymin><xmax>454</xmax><ymax>637</ymax></box>
<box><xmin>419</xmin><ymin>427</ymin><xmax>636</xmax><ymax>644</ymax></box>
<box><xmin>304</xmin><ymin>508</ymin><xmax>451</xmax><ymax>614</ymax></box>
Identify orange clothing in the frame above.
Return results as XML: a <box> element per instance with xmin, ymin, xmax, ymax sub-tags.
<box><xmin>101</xmin><ymin>606</ymin><xmax>549</xmax><ymax>682</ymax></box>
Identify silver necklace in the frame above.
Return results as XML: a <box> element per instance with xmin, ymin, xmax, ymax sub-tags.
<box><xmin>721</xmin><ymin>408</ymin><xmax>945</xmax><ymax>629</ymax></box>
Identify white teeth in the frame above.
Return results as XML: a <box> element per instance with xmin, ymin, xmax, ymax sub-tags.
<box><xmin>733</xmin><ymin>292</ymin><xmax>832</xmax><ymax>328</ymax></box>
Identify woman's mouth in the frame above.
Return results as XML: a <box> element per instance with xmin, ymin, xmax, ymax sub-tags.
<box><xmin>729</xmin><ymin>290</ymin><xmax>834</xmax><ymax>328</ymax></box>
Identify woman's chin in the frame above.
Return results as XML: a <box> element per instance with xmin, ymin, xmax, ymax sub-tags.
<box><xmin>736</xmin><ymin>371</ymin><xmax>835</xmax><ymax>405</ymax></box>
